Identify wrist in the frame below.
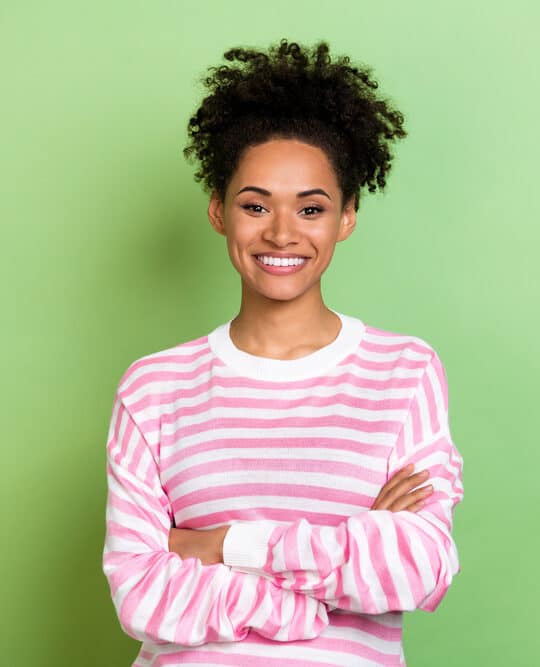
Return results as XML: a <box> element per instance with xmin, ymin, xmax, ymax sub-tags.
<box><xmin>216</xmin><ymin>525</ymin><xmax>230</xmax><ymax>562</ymax></box>
<box><xmin>168</xmin><ymin>527</ymin><xmax>182</xmax><ymax>555</ymax></box>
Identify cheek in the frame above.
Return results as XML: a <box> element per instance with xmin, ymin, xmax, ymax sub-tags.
<box><xmin>311</xmin><ymin>225</ymin><xmax>340</xmax><ymax>249</ymax></box>
<box><xmin>225</xmin><ymin>227</ymin><xmax>252</xmax><ymax>264</ymax></box>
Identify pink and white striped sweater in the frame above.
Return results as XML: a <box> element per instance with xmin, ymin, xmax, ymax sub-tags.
<box><xmin>102</xmin><ymin>310</ymin><xmax>463</xmax><ymax>666</ymax></box>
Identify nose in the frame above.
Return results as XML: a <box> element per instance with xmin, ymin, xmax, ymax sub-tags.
<box><xmin>261</xmin><ymin>211</ymin><xmax>298</xmax><ymax>247</ymax></box>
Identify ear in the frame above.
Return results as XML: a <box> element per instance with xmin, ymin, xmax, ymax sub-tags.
<box><xmin>336</xmin><ymin>194</ymin><xmax>357</xmax><ymax>242</ymax></box>
<box><xmin>207</xmin><ymin>190</ymin><xmax>226</xmax><ymax>236</ymax></box>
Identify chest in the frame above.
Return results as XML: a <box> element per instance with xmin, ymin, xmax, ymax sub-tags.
<box><xmin>158</xmin><ymin>374</ymin><xmax>402</xmax><ymax>528</ymax></box>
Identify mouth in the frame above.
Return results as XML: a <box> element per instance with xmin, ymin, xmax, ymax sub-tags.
<box><xmin>253</xmin><ymin>254</ymin><xmax>310</xmax><ymax>275</ymax></box>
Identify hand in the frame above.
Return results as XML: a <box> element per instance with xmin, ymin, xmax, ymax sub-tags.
<box><xmin>371</xmin><ymin>463</ymin><xmax>433</xmax><ymax>512</ymax></box>
<box><xmin>168</xmin><ymin>525</ymin><xmax>230</xmax><ymax>566</ymax></box>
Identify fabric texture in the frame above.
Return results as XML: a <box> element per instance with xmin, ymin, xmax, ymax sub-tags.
<box><xmin>102</xmin><ymin>309</ymin><xmax>464</xmax><ymax>666</ymax></box>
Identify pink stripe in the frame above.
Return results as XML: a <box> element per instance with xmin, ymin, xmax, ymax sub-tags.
<box><xmin>157</xmin><ymin>393</ymin><xmax>410</xmax><ymax>421</ymax></box>
<box><xmin>281</xmin><ymin>522</ymin><xmax>301</xmax><ymax>571</ymax></box>
<box><xmin>172</xmin><ymin>482</ymin><xmax>375</xmax><ymax>510</ymax></box>
<box><xmin>422</xmin><ymin>366</ymin><xmax>440</xmax><ymax>434</ymax></box>
<box><xmin>108</xmin><ymin>491</ymin><xmax>165</xmax><ymax>536</ymax></box>
<box><xmin>163</xmin><ymin>414</ymin><xmax>402</xmax><ymax>444</ymax></box>
<box><xmin>432</xmin><ymin>352</ymin><xmax>448</xmax><ymax>412</ymax></box>
<box><xmin>125</xmin><ymin>366</ymin><xmax>424</xmax><ymax>413</ymax></box>
<box><xmin>161</xmin><ymin>435</ymin><xmax>390</xmax><ymax>465</ymax></box>
<box><xmin>173</xmin><ymin>566</ymin><xmax>217</xmax><ymax>644</ymax></box>
<box><xmin>154</xmin><ymin>650</ymin><xmax>340</xmax><ymax>667</ymax></box>
<box><xmin>287</xmin><ymin>590</ymin><xmax>306</xmax><ymax>641</ymax></box>
<box><xmin>329</xmin><ymin>611</ymin><xmax>403</xmax><ymax>640</ymax></box>
<box><xmin>410</xmin><ymin>394</ymin><xmax>423</xmax><ymax>445</ymax></box>
<box><xmin>310</xmin><ymin>526</ymin><xmax>332</xmax><ymax>579</ymax></box>
<box><xmin>174</xmin><ymin>507</ymin><xmax>371</xmax><ymax>529</ymax></box>
<box><xmin>152</xmin><ymin>633</ymin><xmax>401</xmax><ymax>667</ymax></box>
<box><xmin>166</xmin><ymin>457</ymin><xmax>386</xmax><ymax>490</ymax></box>
<box><xmin>344</xmin><ymin>354</ymin><xmax>428</xmax><ymax>373</ymax></box>
<box><xmin>368</xmin><ymin>519</ymin><xmax>398</xmax><ymax>610</ymax></box>
<box><xmin>121</xmin><ymin>342</ymin><xmax>209</xmax><ymax>376</ymax></box>
<box><xmin>361</xmin><ymin>332</ymin><xmax>432</xmax><ymax>355</ymax></box>
<box><xmin>349</xmin><ymin>520</ymin><xmax>379</xmax><ymax>613</ymax></box>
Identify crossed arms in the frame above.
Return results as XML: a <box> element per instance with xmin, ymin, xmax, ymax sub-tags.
<box><xmin>102</xmin><ymin>351</ymin><xmax>463</xmax><ymax>645</ymax></box>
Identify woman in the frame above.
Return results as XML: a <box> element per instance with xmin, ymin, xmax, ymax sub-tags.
<box><xmin>103</xmin><ymin>39</ymin><xmax>463</xmax><ymax>666</ymax></box>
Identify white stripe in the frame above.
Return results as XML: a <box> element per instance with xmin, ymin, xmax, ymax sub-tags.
<box><xmin>134</xmin><ymin>382</ymin><xmax>425</xmax><ymax>410</ymax></box>
<box><xmin>167</xmin><ymin>470</ymin><xmax>381</xmax><ymax>498</ymax></box>
<box><xmin>160</xmin><ymin>424</ymin><xmax>399</xmax><ymax>447</ymax></box>
<box><xmin>153</xmin><ymin>404</ymin><xmax>408</xmax><ymax>428</ymax></box>
<box><xmin>404</xmin><ymin>518</ymin><xmax>436</xmax><ymax>595</ymax></box>
<box><xmin>174</xmin><ymin>497</ymin><xmax>372</xmax><ymax>523</ymax></box>
<box><xmin>372</xmin><ymin>512</ymin><xmax>415</xmax><ymax>610</ymax></box>
<box><xmin>162</xmin><ymin>446</ymin><xmax>388</xmax><ymax>479</ymax></box>
<box><xmin>108</xmin><ymin>467</ymin><xmax>169</xmax><ymax>528</ymax></box>
<box><xmin>348</xmin><ymin>517</ymin><xmax>386</xmax><ymax>614</ymax></box>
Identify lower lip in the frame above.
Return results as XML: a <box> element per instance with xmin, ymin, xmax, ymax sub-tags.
<box><xmin>253</xmin><ymin>256</ymin><xmax>309</xmax><ymax>275</ymax></box>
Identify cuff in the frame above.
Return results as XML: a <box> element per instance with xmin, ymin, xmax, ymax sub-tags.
<box><xmin>222</xmin><ymin>520</ymin><xmax>277</xmax><ymax>570</ymax></box>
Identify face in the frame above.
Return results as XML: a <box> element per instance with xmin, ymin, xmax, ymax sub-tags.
<box><xmin>207</xmin><ymin>138</ymin><xmax>356</xmax><ymax>305</ymax></box>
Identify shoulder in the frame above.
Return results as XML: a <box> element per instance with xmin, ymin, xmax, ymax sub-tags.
<box><xmin>343</xmin><ymin>314</ymin><xmax>451</xmax><ymax>393</ymax></box>
<box><xmin>362</xmin><ymin>321</ymin><xmax>436</xmax><ymax>359</ymax></box>
<box><xmin>345</xmin><ymin>313</ymin><xmax>439</xmax><ymax>370</ymax></box>
<box><xmin>114</xmin><ymin>332</ymin><xmax>213</xmax><ymax>407</ymax></box>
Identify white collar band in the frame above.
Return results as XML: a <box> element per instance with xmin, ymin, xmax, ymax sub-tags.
<box><xmin>207</xmin><ymin>309</ymin><xmax>365</xmax><ymax>381</ymax></box>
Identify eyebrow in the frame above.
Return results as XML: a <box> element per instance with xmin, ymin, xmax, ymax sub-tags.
<box><xmin>235</xmin><ymin>186</ymin><xmax>331</xmax><ymax>200</ymax></box>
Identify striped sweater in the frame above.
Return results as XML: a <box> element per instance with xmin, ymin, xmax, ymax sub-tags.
<box><xmin>102</xmin><ymin>309</ymin><xmax>463</xmax><ymax>666</ymax></box>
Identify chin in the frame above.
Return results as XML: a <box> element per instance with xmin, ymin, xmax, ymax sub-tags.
<box><xmin>260</xmin><ymin>289</ymin><xmax>309</xmax><ymax>303</ymax></box>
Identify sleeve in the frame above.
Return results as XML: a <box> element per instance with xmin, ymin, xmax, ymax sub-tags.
<box><xmin>222</xmin><ymin>350</ymin><xmax>464</xmax><ymax>615</ymax></box>
<box><xmin>102</xmin><ymin>394</ymin><xmax>329</xmax><ymax>646</ymax></box>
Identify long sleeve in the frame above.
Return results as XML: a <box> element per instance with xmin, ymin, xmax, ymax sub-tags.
<box><xmin>222</xmin><ymin>350</ymin><xmax>464</xmax><ymax>615</ymax></box>
<box><xmin>102</xmin><ymin>394</ymin><xmax>329</xmax><ymax>646</ymax></box>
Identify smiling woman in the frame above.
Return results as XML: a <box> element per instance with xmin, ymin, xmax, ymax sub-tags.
<box><xmin>102</xmin><ymin>38</ymin><xmax>463</xmax><ymax>667</ymax></box>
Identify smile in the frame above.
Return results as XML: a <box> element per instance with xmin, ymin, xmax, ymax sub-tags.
<box><xmin>256</xmin><ymin>255</ymin><xmax>306</xmax><ymax>266</ymax></box>
<box><xmin>253</xmin><ymin>255</ymin><xmax>309</xmax><ymax>274</ymax></box>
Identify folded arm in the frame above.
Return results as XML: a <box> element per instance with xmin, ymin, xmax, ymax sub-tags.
<box><xmin>222</xmin><ymin>351</ymin><xmax>464</xmax><ymax>615</ymax></box>
<box><xmin>103</xmin><ymin>396</ymin><xmax>329</xmax><ymax>646</ymax></box>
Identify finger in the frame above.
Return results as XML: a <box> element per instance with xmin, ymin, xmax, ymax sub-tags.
<box><xmin>376</xmin><ymin>469</ymin><xmax>430</xmax><ymax>507</ymax></box>
<box><xmin>374</xmin><ymin>478</ymin><xmax>431</xmax><ymax>511</ymax></box>
<box><xmin>388</xmin><ymin>485</ymin><xmax>433</xmax><ymax>512</ymax></box>
<box><xmin>374</xmin><ymin>465</ymin><xmax>416</xmax><ymax>504</ymax></box>
<box><xmin>404</xmin><ymin>499</ymin><xmax>426</xmax><ymax>513</ymax></box>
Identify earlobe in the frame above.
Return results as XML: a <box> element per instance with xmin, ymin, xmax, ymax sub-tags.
<box><xmin>208</xmin><ymin>192</ymin><xmax>226</xmax><ymax>236</ymax></box>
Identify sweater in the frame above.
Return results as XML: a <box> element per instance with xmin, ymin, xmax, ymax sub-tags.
<box><xmin>102</xmin><ymin>309</ymin><xmax>464</xmax><ymax>667</ymax></box>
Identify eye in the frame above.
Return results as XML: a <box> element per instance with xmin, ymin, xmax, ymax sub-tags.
<box><xmin>302</xmin><ymin>206</ymin><xmax>324</xmax><ymax>216</ymax></box>
<box><xmin>240</xmin><ymin>203</ymin><xmax>266</xmax><ymax>214</ymax></box>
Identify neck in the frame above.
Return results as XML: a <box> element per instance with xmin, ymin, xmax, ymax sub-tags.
<box><xmin>229</xmin><ymin>284</ymin><xmax>341</xmax><ymax>360</ymax></box>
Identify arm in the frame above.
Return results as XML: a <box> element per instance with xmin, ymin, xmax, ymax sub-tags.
<box><xmin>222</xmin><ymin>351</ymin><xmax>464</xmax><ymax>614</ymax></box>
<box><xmin>103</xmin><ymin>395</ymin><xmax>329</xmax><ymax>646</ymax></box>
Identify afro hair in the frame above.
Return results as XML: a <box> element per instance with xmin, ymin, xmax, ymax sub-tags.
<box><xmin>183</xmin><ymin>38</ymin><xmax>407</xmax><ymax>212</ymax></box>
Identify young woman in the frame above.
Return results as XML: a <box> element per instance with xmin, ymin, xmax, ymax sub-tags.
<box><xmin>103</xmin><ymin>39</ymin><xmax>463</xmax><ymax>667</ymax></box>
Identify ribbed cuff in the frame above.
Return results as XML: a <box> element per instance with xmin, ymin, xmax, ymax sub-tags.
<box><xmin>222</xmin><ymin>520</ymin><xmax>277</xmax><ymax>570</ymax></box>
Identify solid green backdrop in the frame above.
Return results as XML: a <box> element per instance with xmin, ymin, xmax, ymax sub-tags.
<box><xmin>2</xmin><ymin>1</ymin><xmax>538</xmax><ymax>665</ymax></box>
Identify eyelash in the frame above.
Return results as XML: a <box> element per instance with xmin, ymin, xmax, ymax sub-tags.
<box><xmin>241</xmin><ymin>204</ymin><xmax>324</xmax><ymax>216</ymax></box>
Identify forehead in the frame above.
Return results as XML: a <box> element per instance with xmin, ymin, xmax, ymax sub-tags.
<box><xmin>232</xmin><ymin>139</ymin><xmax>338</xmax><ymax>189</ymax></box>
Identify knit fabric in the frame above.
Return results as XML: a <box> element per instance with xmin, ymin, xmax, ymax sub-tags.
<box><xmin>102</xmin><ymin>310</ymin><xmax>463</xmax><ymax>666</ymax></box>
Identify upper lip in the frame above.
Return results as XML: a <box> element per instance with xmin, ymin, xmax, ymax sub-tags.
<box><xmin>254</xmin><ymin>253</ymin><xmax>309</xmax><ymax>258</ymax></box>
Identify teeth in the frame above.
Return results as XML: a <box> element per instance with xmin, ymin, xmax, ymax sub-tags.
<box><xmin>256</xmin><ymin>256</ymin><xmax>306</xmax><ymax>267</ymax></box>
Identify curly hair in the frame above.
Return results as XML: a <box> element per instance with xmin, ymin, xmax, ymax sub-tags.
<box><xmin>183</xmin><ymin>39</ymin><xmax>407</xmax><ymax>212</ymax></box>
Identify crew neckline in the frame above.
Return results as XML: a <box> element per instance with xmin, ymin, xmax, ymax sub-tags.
<box><xmin>207</xmin><ymin>309</ymin><xmax>365</xmax><ymax>381</ymax></box>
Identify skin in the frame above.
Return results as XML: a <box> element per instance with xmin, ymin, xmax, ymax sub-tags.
<box><xmin>168</xmin><ymin>138</ymin><xmax>433</xmax><ymax>564</ymax></box>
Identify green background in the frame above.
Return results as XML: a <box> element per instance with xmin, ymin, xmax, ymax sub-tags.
<box><xmin>2</xmin><ymin>1</ymin><xmax>538</xmax><ymax>665</ymax></box>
